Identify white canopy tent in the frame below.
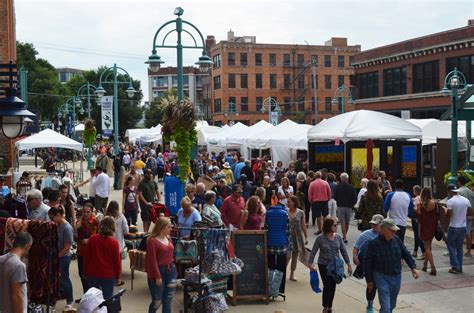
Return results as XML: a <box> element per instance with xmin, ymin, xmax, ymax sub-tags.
<box><xmin>197</xmin><ymin>125</ymin><xmax>221</xmax><ymax>146</ymax></box>
<box><xmin>138</xmin><ymin>124</ymin><xmax>162</xmax><ymax>143</ymax></box>
<box><xmin>16</xmin><ymin>128</ymin><xmax>83</xmax><ymax>151</ymax></box>
<box><xmin>125</xmin><ymin>128</ymin><xmax>147</xmax><ymax>143</ymax></box>
<box><xmin>247</xmin><ymin>119</ymin><xmax>311</xmax><ymax>166</ymax></box>
<box><xmin>74</xmin><ymin>123</ymin><xmax>85</xmax><ymax>132</ymax></box>
<box><xmin>226</xmin><ymin>120</ymin><xmax>274</xmax><ymax>159</ymax></box>
<box><xmin>308</xmin><ymin>110</ymin><xmax>422</xmax><ymax>143</ymax></box>
<box><xmin>407</xmin><ymin>119</ymin><xmax>468</xmax><ymax>148</ymax></box>
<box><xmin>206</xmin><ymin>122</ymin><xmax>249</xmax><ymax>154</ymax></box>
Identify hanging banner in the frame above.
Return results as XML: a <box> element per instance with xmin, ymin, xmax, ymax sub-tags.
<box><xmin>101</xmin><ymin>96</ymin><xmax>113</xmax><ymax>137</ymax></box>
<box><xmin>270</xmin><ymin>111</ymin><xmax>279</xmax><ymax>126</ymax></box>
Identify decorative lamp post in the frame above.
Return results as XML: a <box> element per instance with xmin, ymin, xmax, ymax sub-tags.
<box><xmin>0</xmin><ymin>62</ymin><xmax>35</xmax><ymax>139</ymax></box>
<box><xmin>76</xmin><ymin>83</ymin><xmax>97</xmax><ymax>119</ymax></box>
<box><xmin>332</xmin><ymin>84</ymin><xmax>354</xmax><ymax>114</ymax></box>
<box><xmin>224</xmin><ymin>102</ymin><xmax>239</xmax><ymax>126</ymax></box>
<box><xmin>95</xmin><ymin>64</ymin><xmax>136</xmax><ymax>153</ymax></box>
<box><xmin>58</xmin><ymin>97</ymin><xmax>79</xmax><ymax>137</ymax></box>
<box><xmin>145</xmin><ymin>6</ymin><xmax>213</xmax><ymax>103</ymax></box>
<box><xmin>260</xmin><ymin>97</ymin><xmax>281</xmax><ymax>125</ymax></box>
<box><xmin>441</xmin><ymin>67</ymin><xmax>468</xmax><ymax>185</ymax></box>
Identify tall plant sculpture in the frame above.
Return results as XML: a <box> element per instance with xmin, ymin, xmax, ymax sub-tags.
<box><xmin>160</xmin><ymin>94</ymin><xmax>197</xmax><ymax>182</ymax></box>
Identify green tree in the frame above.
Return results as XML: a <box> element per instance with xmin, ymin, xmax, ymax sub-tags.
<box><xmin>16</xmin><ymin>42</ymin><xmax>68</xmax><ymax>119</ymax></box>
<box><xmin>144</xmin><ymin>88</ymin><xmax>178</xmax><ymax>128</ymax></box>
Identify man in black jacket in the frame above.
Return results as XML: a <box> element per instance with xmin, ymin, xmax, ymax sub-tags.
<box><xmin>334</xmin><ymin>172</ymin><xmax>357</xmax><ymax>243</ymax></box>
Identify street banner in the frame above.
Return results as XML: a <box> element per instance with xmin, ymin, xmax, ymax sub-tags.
<box><xmin>101</xmin><ymin>96</ymin><xmax>113</xmax><ymax>137</ymax></box>
<box><xmin>66</xmin><ymin>113</ymin><xmax>73</xmax><ymax>137</ymax></box>
<box><xmin>164</xmin><ymin>176</ymin><xmax>184</xmax><ymax>216</ymax></box>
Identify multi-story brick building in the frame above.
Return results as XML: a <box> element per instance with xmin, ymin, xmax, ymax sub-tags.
<box><xmin>147</xmin><ymin>66</ymin><xmax>205</xmax><ymax>108</ymax></box>
<box><xmin>204</xmin><ymin>31</ymin><xmax>361</xmax><ymax>126</ymax></box>
<box><xmin>352</xmin><ymin>20</ymin><xmax>474</xmax><ymax>118</ymax></box>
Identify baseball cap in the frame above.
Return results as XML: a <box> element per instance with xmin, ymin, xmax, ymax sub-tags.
<box><xmin>447</xmin><ymin>184</ymin><xmax>457</xmax><ymax>192</ymax></box>
<box><xmin>369</xmin><ymin>214</ymin><xmax>385</xmax><ymax>225</ymax></box>
<box><xmin>381</xmin><ymin>218</ymin><xmax>400</xmax><ymax>231</ymax></box>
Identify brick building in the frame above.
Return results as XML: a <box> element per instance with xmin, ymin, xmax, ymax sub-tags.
<box><xmin>0</xmin><ymin>0</ymin><xmax>17</xmax><ymax>174</ymax></box>
<box><xmin>204</xmin><ymin>31</ymin><xmax>361</xmax><ymax>126</ymax></box>
<box><xmin>352</xmin><ymin>20</ymin><xmax>474</xmax><ymax>118</ymax></box>
<box><xmin>147</xmin><ymin>66</ymin><xmax>205</xmax><ymax>106</ymax></box>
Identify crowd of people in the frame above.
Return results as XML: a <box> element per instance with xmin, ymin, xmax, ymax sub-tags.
<box><xmin>1</xmin><ymin>142</ymin><xmax>473</xmax><ymax>313</ymax></box>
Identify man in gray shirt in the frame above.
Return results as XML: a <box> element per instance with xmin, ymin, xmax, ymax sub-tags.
<box><xmin>26</xmin><ymin>189</ymin><xmax>50</xmax><ymax>221</ymax></box>
<box><xmin>0</xmin><ymin>232</ymin><xmax>33</xmax><ymax>313</ymax></box>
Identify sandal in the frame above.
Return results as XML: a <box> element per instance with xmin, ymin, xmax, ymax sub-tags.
<box><xmin>430</xmin><ymin>269</ymin><xmax>437</xmax><ymax>276</ymax></box>
<box><xmin>115</xmin><ymin>280</ymin><xmax>125</xmax><ymax>287</ymax></box>
<box><xmin>421</xmin><ymin>264</ymin><xmax>427</xmax><ymax>272</ymax></box>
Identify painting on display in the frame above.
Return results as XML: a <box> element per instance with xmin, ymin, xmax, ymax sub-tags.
<box><xmin>350</xmin><ymin>148</ymin><xmax>380</xmax><ymax>188</ymax></box>
<box><xmin>401</xmin><ymin>146</ymin><xmax>417</xmax><ymax>178</ymax></box>
<box><xmin>315</xmin><ymin>145</ymin><xmax>344</xmax><ymax>164</ymax></box>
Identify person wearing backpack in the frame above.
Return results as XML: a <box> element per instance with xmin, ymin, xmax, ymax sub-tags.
<box><xmin>146</xmin><ymin>155</ymin><xmax>158</xmax><ymax>178</ymax></box>
<box><xmin>352</xmin><ymin>214</ymin><xmax>384</xmax><ymax>313</ymax></box>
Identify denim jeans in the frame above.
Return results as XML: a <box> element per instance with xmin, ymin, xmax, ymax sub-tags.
<box><xmin>411</xmin><ymin>218</ymin><xmax>425</xmax><ymax>253</ymax></box>
<box><xmin>124</xmin><ymin>210</ymin><xmax>138</xmax><ymax>226</ymax></box>
<box><xmin>87</xmin><ymin>277</ymin><xmax>116</xmax><ymax>300</ymax></box>
<box><xmin>373</xmin><ymin>272</ymin><xmax>401</xmax><ymax>313</ymax></box>
<box><xmin>396</xmin><ymin>226</ymin><xmax>407</xmax><ymax>243</ymax></box>
<box><xmin>114</xmin><ymin>171</ymin><xmax>121</xmax><ymax>189</ymax></box>
<box><xmin>447</xmin><ymin>226</ymin><xmax>467</xmax><ymax>271</ymax></box>
<box><xmin>59</xmin><ymin>255</ymin><xmax>74</xmax><ymax>303</ymax></box>
<box><xmin>147</xmin><ymin>265</ymin><xmax>177</xmax><ymax>313</ymax></box>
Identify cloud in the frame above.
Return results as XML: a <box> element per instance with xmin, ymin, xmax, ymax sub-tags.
<box><xmin>15</xmin><ymin>0</ymin><xmax>474</xmax><ymax>101</ymax></box>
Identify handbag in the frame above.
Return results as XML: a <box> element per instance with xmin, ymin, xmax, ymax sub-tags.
<box><xmin>175</xmin><ymin>239</ymin><xmax>198</xmax><ymax>264</ymax></box>
<box><xmin>434</xmin><ymin>202</ymin><xmax>444</xmax><ymax>242</ymax></box>
<box><xmin>268</xmin><ymin>269</ymin><xmax>284</xmax><ymax>297</ymax></box>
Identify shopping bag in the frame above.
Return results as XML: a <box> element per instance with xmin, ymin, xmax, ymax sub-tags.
<box><xmin>310</xmin><ymin>271</ymin><xmax>322</xmax><ymax>293</ymax></box>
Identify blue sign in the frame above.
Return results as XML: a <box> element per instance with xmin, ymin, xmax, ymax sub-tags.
<box><xmin>164</xmin><ymin>176</ymin><xmax>184</xmax><ymax>216</ymax></box>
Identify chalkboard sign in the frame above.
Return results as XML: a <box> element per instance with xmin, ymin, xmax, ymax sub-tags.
<box><xmin>231</xmin><ymin>230</ymin><xmax>269</xmax><ymax>305</ymax></box>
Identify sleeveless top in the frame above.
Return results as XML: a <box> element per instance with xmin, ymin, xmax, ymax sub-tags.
<box><xmin>124</xmin><ymin>186</ymin><xmax>138</xmax><ymax>211</ymax></box>
<box><xmin>244</xmin><ymin>214</ymin><xmax>263</xmax><ymax>230</ymax></box>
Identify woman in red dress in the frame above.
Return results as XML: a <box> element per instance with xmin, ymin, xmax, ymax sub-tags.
<box><xmin>415</xmin><ymin>187</ymin><xmax>437</xmax><ymax>275</ymax></box>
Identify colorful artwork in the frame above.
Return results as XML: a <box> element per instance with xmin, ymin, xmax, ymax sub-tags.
<box><xmin>351</xmin><ymin>148</ymin><xmax>380</xmax><ymax>188</ymax></box>
<box><xmin>402</xmin><ymin>146</ymin><xmax>417</xmax><ymax>178</ymax></box>
<box><xmin>315</xmin><ymin>145</ymin><xmax>344</xmax><ymax>164</ymax></box>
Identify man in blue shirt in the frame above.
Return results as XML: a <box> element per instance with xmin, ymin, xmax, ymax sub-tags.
<box><xmin>353</xmin><ymin>214</ymin><xmax>384</xmax><ymax>313</ymax></box>
<box><xmin>364</xmin><ymin>219</ymin><xmax>419</xmax><ymax>313</ymax></box>
<box><xmin>233</xmin><ymin>157</ymin><xmax>245</xmax><ymax>181</ymax></box>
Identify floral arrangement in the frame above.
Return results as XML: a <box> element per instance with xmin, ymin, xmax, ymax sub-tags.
<box><xmin>83</xmin><ymin>118</ymin><xmax>97</xmax><ymax>146</ymax></box>
<box><xmin>160</xmin><ymin>95</ymin><xmax>197</xmax><ymax>182</ymax></box>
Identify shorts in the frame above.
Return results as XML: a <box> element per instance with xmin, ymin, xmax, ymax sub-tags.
<box><xmin>337</xmin><ymin>206</ymin><xmax>353</xmax><ymax>224</ymax></box>
<box><xmin>311</xmin><ymin>201</ymin><xmax>328</xmax><ymax>218</ymax></box>
<box><xmin>140</xmin><ymin>203</ymin><xmax>150</xmax><ymax>222</ymax></box>
<box><xmin>94</xmin><ymin>195</ymin><xmax>108</xmax><ymax>213</ymax></box>
<box><xmin>467</xmin><ymin>217</ymin><xmax>473</xmax><ymax>233</ymax></box>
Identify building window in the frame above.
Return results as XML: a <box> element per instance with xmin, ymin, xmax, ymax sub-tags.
<box><xmin>298</xmin><ymin>54</ymin><xmax>305</xmax><ymax>66</ymax></box>
<box><xmin>240</xmin><ymin>74</ymin><xmax>248</xmax><ymax>88</ymax></box>
<box><xmin>255</xmin><ymin>53</ymin><xmax>262</xmax><ymax>66</ymax></box>
<box><xmin>298</xmin><ymin>97</ymin><xmax>305</xmax><ymax>111</ymax></box>
<box><xmin>312</xmin><ymin>97</ymin><xmax>316</xmax><ymax>112</ymax></box>
<box><xmin>338</xmin><ymin>55</ymin><xmax>345</xmax><ymax>68</ymax></box>
<box><xmin>228</xmin><ymin>74</ymin><xmax>236</xmax><ymax>88</ymax></box>
<box><xmin>413</xmin><ymin>60</ymin><xmax>439</xmax><ymax>93</ymax></box>
<box><xmin>152</xmin><ymin>90</ymin><xmax>165</xmax><ymax>99</ymax></box>
<box><xmin>240</xmin><ymin>53</ymin><xmax>248</xmax><ymax>66</ymax></box>
<box><xmin>213</xmin><ymin>54</ymin><xmax>221</xmax><ymax>68</ymax></box>
<box><xmin>325</xmin><ymin>97</ymin><xmax>331</xmax><ymax>112</ymax></box>
<box><xmin>383</xmin><ymin>66</ymin><xmax>407</xmax><ymax>96</ymax></box>
<box><xmin>183</xmin><ymin>75</ymin><xmax>189</xmax><ymax>86</ymax></box>
<box><xmin>269</xmin><ymin>54</ymin><xmax>277</xmax><ymax>66</ymax></box>
<box><xmin>357</xmin><ymin>71</ymin><xmax>379</xmax><ymax>99</ymax></box>
<box><xmin>256</xmin><ymin>74</ymin><xmax>263</xmax><ymax>89</ymax></box>
<box><xmin>228</xmin><ymin>52</ymin><xmax>235</xmax><ymax>66</ymax></box>
<box><xmin>338</xmin><ymin>75</ymin><xmax>344</xmax><ymax>87</ymax></box>
<box><xmin>283</xmin><ymin>54</ymin><xmax>291</xmax><ymax>66</ymax></box>
<box><xmin>256</xmin><ymin>97</ymin><xmax>263</xmax><ymax>112</ymax></box>
<box><xmin>311</xmin><ymin>74</ymin><xmax>318</xmax><ymax>89</ymax></box>
<box><xmin>284</xmin><ymin>97</ymin><xmax>291</xmax><ymax>112</ymax></box>
<box><xmin>213</xmin><ymin>76</ymin><xmax>221</xmax><ymax>89</ymax></box>
<box><xmin>152</xmin><ymin>76</ymin><xmax>168</xmax><ymax>87</ymax></box>
<box><xmin>214</xmin><ymin>99</ymin><xmax>221</xmax><ymax>113</ymax></box>
<box><xmin>311</xmin><ymin>55</ymin><xmax>318</xmax><ymax>65</ymax></box>
<box><xmin>298</xmin><ymin>75</ymin><xmax>305</xmax><ymax>89</ymax></box>
<box><xmin>349</xmin><ymin>56</ymin><xmax>355</xmax><ymax>66</ymax></box>
<box><xmin>229</xmin><ymin>97</ymin><xmax>236</xmax><ymax>111</ymax></box>
<box><xmin>324</xmin><ymin>55</ymin><xmax>331</xmax><ymax>67</ymax></box>
<box><xmin>241</xmin><ymin>97</ymin><xmax>248</xmax><ymax>112</ymax></box>
<box><xmin>445</xmin><ymin>55</ymin><xmax>473</xmax><ymax>88</ymax></box>
<box><xmin>196</xmin><ymin>75</ymin><xmax>203</xmax><ymax>87</ymax></box>
<box><xmin>325</xmin><ymin>75</ymin><xmax>331</xmax><ymax>89</ymax></box>
<box><xmin>284</xmin><ymin>74</ymin><xmax>291</xmax><ymax>89</ymax></box>
<box><xmin>270</xmin><ymin>74</ymin><xmax>277</xmax><ymax>89</ymax></box>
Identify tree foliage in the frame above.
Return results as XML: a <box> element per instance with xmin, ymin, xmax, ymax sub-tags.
<box><xmin>16</xmin><ymin>42</ymin><xmax>67</xmax><ymax>119</ymax></box>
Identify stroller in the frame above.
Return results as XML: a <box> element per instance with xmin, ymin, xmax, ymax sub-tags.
<box><xmin>78</xmin><ymin>288</ymin><xmax>126</xmax><ymax>313</ymax></box>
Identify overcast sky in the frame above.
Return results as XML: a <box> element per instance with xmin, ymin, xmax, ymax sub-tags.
<box><xmin>15</xmin><ymin>0</ymin><xmax>474</xmax><ymax>101</ymax></box>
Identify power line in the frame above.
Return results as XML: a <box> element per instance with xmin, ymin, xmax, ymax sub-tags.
<box><xmin>27</xmin><ymin>92</ymin><xmax>148</xmax><ymax>104</ymax></box>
